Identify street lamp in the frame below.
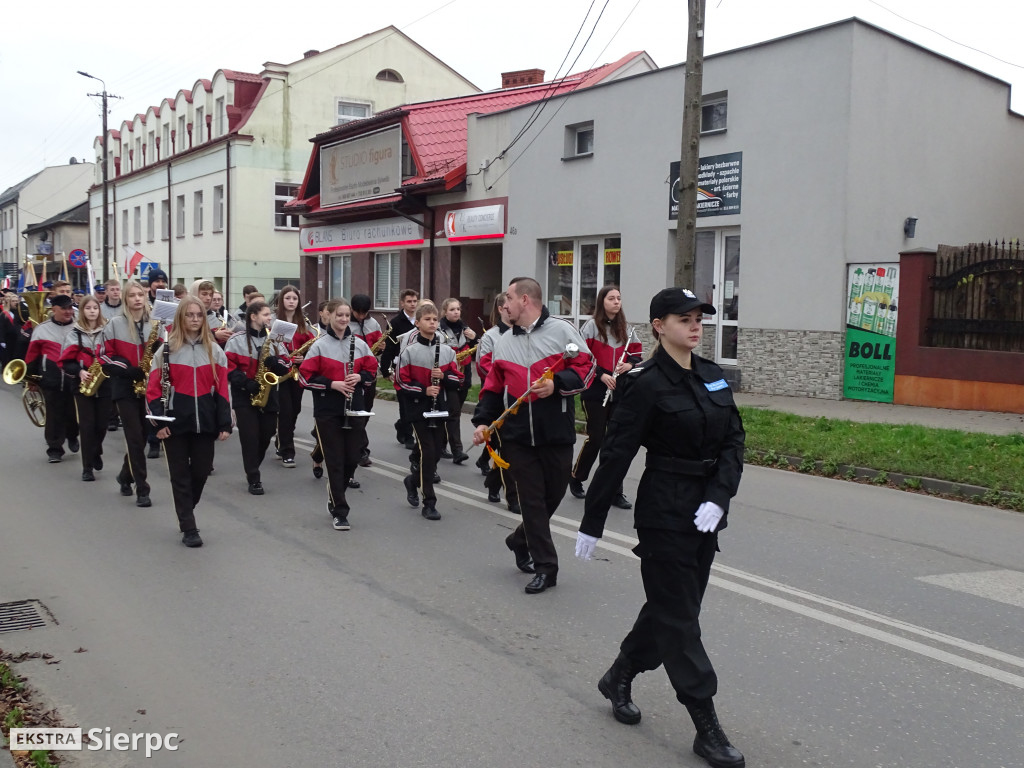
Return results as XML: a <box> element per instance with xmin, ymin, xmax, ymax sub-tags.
<box><xmin>78</xmin><ymin>70</ymin><xmax>111</xmax><ymax>282</ymax></box>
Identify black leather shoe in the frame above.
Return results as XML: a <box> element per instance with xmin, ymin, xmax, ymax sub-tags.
<box><xmin>68</xmin><ymin>437</ymin><xmax>80</xmax><ymax>454</ymax></box>
<box><xmin>118</xmin><ymin>478</ymin><xmax>133</xmax><ymax>496</ymax></box>
<box><xmin>147</xmin><ymin>444</ymin><xmax>160</xmax><ymax>459</ymax></box>
<box><xmin>507</xmin><ymin>499</ymin><xmax>521</xmax><ymax>515</ymax></box>
<box><xmin>358</xmin><ymin>455</ymin><xmax>373</xmax><ymax>467</ymax></box>
<box><xmin>524</xmin><ymin>573</ymin><xmax>556</xmax><ymax>594</ymax></box>
<box><xmin>347</xmin><ymin>478</ymin><xmax>361</xmax><ymax>489</ymax></box>
<box><xmin>422</xmin><ymin>504</ymin><xmax>441</xmax><ymax>521</ymax></box>
<box><xmin>433</xmin><ymin>472</ymin><xmax>441</xmax><ymax>484</ymax></box>
<box><xmin>312</xmin><ymin>464</ymin><xmax>323</xmax><ymax>479</ymax></box>
<box><xmin>452</xmin><ymin>452</ymin><xmax>469</xmax><ymax>465</ymax></box>
<box><xmin>506</xmin><ymin>539</ymin><xmax>535</xmax><ymax>574</ymax></box>
<box><xmin>82</xmin><ymin>469</ymin><xmax>95</xmax><ymax>482</ymax></box>
<box><xmin>598</xmin><ymin>654</ymin><xmax>642</xmax><ymax>725</ymax></box>
<box><xmin>248</xmin><ymin>482</ymin><xmax>265</xmax><ymax>495</ymax></box>
<box><xmin>687</xmin><ymin>700</ymin><xmax>746</xmax><ymax>768</ymax></box>
<box><xmin>611</xmin><ymin>493</ymin><xmax>633</xmax><ymax>510</ymax></box>
<box><xmin>487</xmin><ymin>490</ymin><xmax>500</xmax><ymax>503</ymax></box>
<box><xmin>404</xmin><ymin>437</ymin><xmax>416</xmax><ymax>450</ymax></box>
<box><xmin>136</xmin><ymin>495</ymin><xmax>152</xmax><ymax>508</ymax></box>
<box><xmin>107</xmin><ymin>422</ymin><xmax>119</xmax><ymax>432</ymax></box>
<box><xmin>569</xmin><ymin>478</ymin><xmax>586</xmax><ymax>499</ymax></box>
<box><xmin>440</xmin><ymin>448</ymin><xmax>453</xmax><ymax>460</ymax></box>
<box><xmin>404</xmin><ymin>475</ymin><xmax>420</xmax><ymax>507</ymax></box>
<box><xmin>182</xmin><ymin>530</ymin><xmax>203</xmax><ymax>548</ymax></box>
<box><xmin>93</xmin><ymin>456</ymin><xmax>103</xmax><ymax>471</ymax></box>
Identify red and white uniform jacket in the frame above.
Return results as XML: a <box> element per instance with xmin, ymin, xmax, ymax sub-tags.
<box><xmin>60</xmin><ymin>323</ymin><xmax>111</xmax><ymax>397</ymax></box>
<box><xmin>224</xmin><ymin>327</ymin><xmax>291</xmax><ymax>412</ymax></box>
<box><xmin>298</xmin><ymin>326</ymin><xmax>378</xmax><ymax>418</ymax></box>
<box><xmin>579</xmin><ymin>318</ymin><xmax>643</xmax><ymax>403</ymax></box>
<box><xmin>472</xmin><ymin>307</ymin><xmax>595</xmax><ymax>447</ymax></box>
<box><xmin>100</xmin><ymin>314</ymin><xmax>159</xmax><ymax>401</ymax></box>
<box><xmin>439</xmin><ymin>319</ymin><xmax>474</xmax><ymax>390</ymax></box>
<box><xmin>395</xmin><ymin>331</ymin><xmax>463</xmax><ymax>422</ymax></box>
<box><xmin>350</xmin><ymin>315</ymin><xmax>383</xmax><ymax>356</ymax></box>
<box><xmin>146</xmin><ymin>338</ymin><xmax>232</xmax><ymax>436</ymax></box>
<box><xmin>26</xmin><ymin>318</ymin><xmax>76</xmax><ymax>392</ymax></box>
<box><xmin>475</xmin><ymin>321</ymin><xmax>510</xmax><ymax>383</ymax></box>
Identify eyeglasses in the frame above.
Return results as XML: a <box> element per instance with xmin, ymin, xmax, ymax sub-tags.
<box><xmin>184</xmin><ymin>312</ymin><xmax>205</xmax><ymax>320</ymax></box>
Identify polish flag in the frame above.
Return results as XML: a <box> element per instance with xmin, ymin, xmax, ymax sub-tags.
<box><xmin>122</xmin><ymin>245</ymin><xmax>145</xmax><ymax>277</ymax></box>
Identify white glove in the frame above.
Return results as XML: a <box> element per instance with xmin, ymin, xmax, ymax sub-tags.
<box><xmin>575</xmin><ymin>532</ymin><xmax>599</xmax><ymax>560</ymax></box>
<box><xmin>694</xmin><ymin>501</ymin><xmax>725</xmax><ymax>533</ymax></box>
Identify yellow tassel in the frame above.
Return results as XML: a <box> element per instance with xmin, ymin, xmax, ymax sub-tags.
<box><xmin>487</xmin><ymin>442</ymin><xmax>510</xmax><ymax>469</ymax></box>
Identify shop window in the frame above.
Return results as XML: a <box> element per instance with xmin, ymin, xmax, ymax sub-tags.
<box><xmin>374</xmin><ymin>251</ymin><xmax>401</xmax><ymax>309</ymax></box>
<box><xmin>701</xmin><ymin>92</ymin><xmax>727</xmax><ymax>134</ymax></box>
<box><xmin>546</xmin><ymin>237</ymin><xmax>623</xmax><ymax>321</ymax></box>
<box><xmin>331</xmin><ymin>256</ymin><xmax>352</xmax><ymax>301</ymax></box>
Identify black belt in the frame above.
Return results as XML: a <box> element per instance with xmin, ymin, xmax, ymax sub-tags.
<box><xmin>646</xmin><ymin>455</ymin><xmax>718</xmax><ymax>476</ymax></box>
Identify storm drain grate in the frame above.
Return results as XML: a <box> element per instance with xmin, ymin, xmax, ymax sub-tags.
<box><xmin>0</xmin><ymin>600</ymin><xmax>54</xmax><ymax>634</ymax></box>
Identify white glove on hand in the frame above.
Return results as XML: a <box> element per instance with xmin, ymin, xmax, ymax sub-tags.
<box><xmin>575</xmin><ymin>532</ymin><xmax>599</xmax><ymax>560</ymax></box>
<box><xmin>694</xmin><ymin>501</ymin><xmax>725</xmax><ymax>533</ymax></box>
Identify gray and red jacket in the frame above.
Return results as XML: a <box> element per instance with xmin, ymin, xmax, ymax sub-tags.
<box><xmin>224</xmin><ymin>327</ymin><xmax>291</xmax><ymax>412</ymax></box>
<box><xmin>26</xmin><ymin>318</ymin><xmax>76</xmax><ymax>391</ymax></box>
<box><xmin>100</xmin><ymin>314</ymin><xmax>160</xmax><ymax>401</ymax></box>
<box><xmin>146</xmin><ymin>338</ymin><xmax>232</xmax><ymax>436</ymax></box>
<box><xmin>60</xmin><ymin>324</ymin><xmax>111</xmax><ymax>397</ymax></box>
<box><xmin>439</xmin><ymin>319</ymin><xmax>474</xmax><ymax>390</ymax></box>
<box><xmin>475</xmin><ymin>321</ymin><xmax>509</xmax><ymax>383</ymax></box>
<box><xmin>350</xmin><ymin>315</ymin><xmax>383</xmax><ymax>353</ymax></box>
<box><xmin>298</xmin><ymin>326</ymin><xmax>377</xmax><ymax>418</ymax></box>
<box><xmin>579</xmin><ymin>318</ymin><xmax>643</xmax><ymax>403</ymax></box>
<box><xmin>395</xmin><ymin>331</ymin><xmax>463</xmax><ymax>422</ymax></box>
<box><xmin>472</xmin><ymin>307</ymin><xmax>595</xmax><ymax>447</ymax></box>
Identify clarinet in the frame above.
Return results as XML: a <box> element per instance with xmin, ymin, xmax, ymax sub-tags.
<box><xmin>341</xmin><ymin>331</ymin><xmax>355</xmax><ymax>430</ymax></box>
<box><xmin>602</xmin><ymin>328</ymin><xmax>637</xmax><ymax>407</ymax></box>
<box><xmin>428</xmin><ymin>335</ymin><xmax>442</xmax><ymax>429</ymax></box>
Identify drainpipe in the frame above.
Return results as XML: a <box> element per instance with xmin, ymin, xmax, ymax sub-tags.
<box><xmin>166</xmin><ymin>161</ymin><xmax>172</xmax><ymax>279</ymax></box>
<box><xmin>225</xmin><ymin>142</ymin><xmax>231</xmax><ymax>302</ymax></box>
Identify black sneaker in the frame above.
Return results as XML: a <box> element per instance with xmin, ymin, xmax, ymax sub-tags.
<box><xmin>440</xmin><ymin>448</ymin><xmax>453</xmax><ymax>460</ymax></box>
<box><xmin>452</xmin><ymin>452</ymin><xmax>469</xmax><ymax>465</ymax></box>
<box><xmin>82</xmin><ymin>469</ymin><xmax>95</xmax><ymax>482</ymax></box>
<box><xmin>119</xmin><ymin>478</ymin><xmax>133</xmax><ymax>496</ymax></box>
<box><xmin>347</xmin><ymin>478</ymin><xmax>361</xmax><ymax>489</ymax></box>
<box><xmin>312</xmin><ymin>464</ymin><xmax>323</xmax><ymax>479</ymax></box>
<box><xmin>332</xmin><ymin>516</ymin><xmax>350</xmax><ymax>531</ymax></box>
<box><xmin>147</xmin><ymin>444</ymin><xmax>160</xmax><ymax>459</ymax></box>
<box><xmin>47</xmin><ymin>453</ymin><xmax>62</xmax><ymax>464</ymax></box>
<box><xmin>404</xmin><ymin>474</ymin><xmax>420</xmax><ymax>507</ymax></box>
<box><xmin>248</xmin><ymin>482</ymin><xmax>265</xmax><ymax>495</ymax></box>
<box><xmin>569</xmin><ymin>478</ymin><xmax>586</xmax><ymax>499</ymax></box>
<box><xmin>358</xmin><ymin>455</ymin><xmax>373</xmax><ymax>467</ymax></box>
<box><xmin>404</xmin><ymin>437</ymin><xmax>416</xmax><ymax>450</ymax></box>
<box><xmin>433</xmin><ymin>472</ymin><xmax>441</xmax><ymax>484</ymax></box>
<box><xmin>136</xmin><ymin>495</ymin><xmax>152</xmax><ymax>508</ymax></box>
<box><xmin>507</xmin><ymin>499</ymin><xmax>522</xmax><ymax>515</ymax></box>
<box><xmin>281</xmin><ymin>457</ymin><xmax>296</xmax><ymax>468</ymax></box>
<box><xmin>107</xmin><ymin>421</ymin><xmax>119</xmax><ymax>432</ymax></box>
<box><xmin>422</xmin><ymin>504</ymin><xmax>441</xmax><ymax>521</ymax></box>
<box><xmin>93</xmin><ymin>456</ymin><xmax>103</xmax><ymax>471</ymax></box>
<box><xmin>182</xmin><ymin>530</ymin><xmax>203</xmax><ymax>548</ymax></box>
<box><xmin>487</xmin><ymin>490</ymin><xmax>500</xmax><ymax>503</ymax></box>
<box><xmin>68</xmin><ymin>437</ymin><xmax>80</xmax><ymax>454</ymax></box>
<box><xmin>611</xmin><ymin>493</ymin><xmax>633</xmax><ymax>510</ymax></box>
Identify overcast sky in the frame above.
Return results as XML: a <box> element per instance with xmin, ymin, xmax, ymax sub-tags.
<box><xmin>2</xmin><ymin>0</ymin><xmax>1022</xmax><ymax>196</ymax></box>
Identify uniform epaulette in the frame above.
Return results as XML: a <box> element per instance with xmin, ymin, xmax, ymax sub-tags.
<box><xmin>627</xmin><ymin>364</ymin><xmax>647</xmax><ymax>376</ymax></box>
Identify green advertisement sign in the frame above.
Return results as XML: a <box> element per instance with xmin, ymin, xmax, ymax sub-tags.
<box><xmin>844</xmin><ymin>264</ymin><xmax>898</xmax><ymax>402</ymax></box>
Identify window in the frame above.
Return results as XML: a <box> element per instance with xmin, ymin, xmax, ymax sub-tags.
<box><xmin>193</xmin><ymin>191</ymin><xmax>204</xmax><ymax>234</ymax></box>
<box><xmin>162</xmin><ymin>125</ymin><xmax>169</xmax><ymax>159</ymax></box>
<box><xmin>195</xmin><ymin>107</ymin><xmax>204</xmax><ymax>143</ymax></box>
<box><xmin>376</xmin><ymin>69</ymin><xmax>403</xmax><ymax>83</ymax></box>
<box><xmin>215</xmin><ymin>97</ymin><xmax>226</xmax><ymax>137</ymax></box>
<box><xmin>336</xmin><ymin>100</ymin><xmax>371</xmax><ymax>125</ymax></box>
<box><xmin>401</xmin><ymin>141</ymin><xmax>416</xmax><ymax>179</ymax></box>
<box><xmin>331</xmin><ymin>256</ymin><xmax>351</xmax><ymax>300</ymax></box>
<box><xmin>700</xmin><ymin>92</ymin><xmax>727</xmax><ymax>134</ymax></box>
<box><xmin>133</xmin><ymin>206</ymin><xmax>141</xmax><ymax>244</ymax></box>
<box><xmin>274</xmin><ymin>183</ymin><xmax>300</xmax><ymax>229</ymax></box>
<box><xmin>213</xmin><ymin>185</ymin><xmax>224</xmax><ymax>231</ymax></box>
<box><xmin>147</xmin><ymin>131</ymin><xmax>154</xmax><ymax>163</ymax></box>
<box><xmin>134</xmin><ymin>138</ymin><xmax>141</xmax><ymax>169</ymax></box>
<box><xmin>178</xmin><ymin>115</ymin><xmax>186</xmax><ymax>151</ymax></box>
<box><xmin>373</xmin><ymin>251</ymin><xmax>401</xmax><ymax>309</ymax></box>
<box><xmin>175</xmin><ymin>195</ymin><xmax>185</xmax><ymax>237</ymax></box>
<box><xmin>160</xmin><ymin>200</ymin><xmax>170</xmax><ymax>241</ymax></box>
<box><xmin>146</xmin><ymin>203</ymin><xmax>154</xmax><ymax>242</ymax></box>
<box><xmin>545</xmin><ymin>236</ymin><xmax>623</xmax><ymax>321</ymax></box>
<box><xmin>122</xmin><ymin>210</ymin><xmax>129</xmax><ymax>244</ymax></box>
<box><xmin>563</xmin><ymin>121</ymin><xmax>594</xmax><ymax>159</ymax></box>
<box><xmin>95</xmin><ymin>217</ymin><xmax>101</xmax><ymax>253</ymax></box>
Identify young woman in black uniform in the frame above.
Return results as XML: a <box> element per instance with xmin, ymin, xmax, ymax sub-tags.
<box><xmin>576</xmin><ymin>287</ymin><xmax>747</xmax><ymax>768</ymax></box>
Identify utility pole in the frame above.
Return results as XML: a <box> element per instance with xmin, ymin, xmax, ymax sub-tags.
<box><xmin>673</xmin><ymin>0</ymin><xmax>706</xmax><ymax>290</ymax></box>
<box><xmin>78</xmin><ymin>71</ymin><xmax>119</xmax><ymax>282</ymax></box>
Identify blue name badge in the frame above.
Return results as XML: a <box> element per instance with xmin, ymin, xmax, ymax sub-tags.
<box><xmin>704</xmin><ymin>378</ymin><xmax>729</xmax><ymax>392</ymax></box>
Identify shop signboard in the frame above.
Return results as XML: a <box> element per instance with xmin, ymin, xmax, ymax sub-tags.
<box><xmin>443</xmin><ymin>205</ymin><xmax>505</xmax><ymax>242</ymax></box>
<box><xmin>843</xmin><ymin>263</ymin><xmax>899</xmax><ymax>402</ymax></box>
<box><xmin>669</xmin><ymin>152</ymin><xmax>742</xmax><ymax>220</ymax></box>
<box><xmin>320</xmin><ymin>126</ymin><xmax>402</xmax><ymax>207</ymax></box>
<box><xmin>300</xmin><ymin>217</ymin><xmax>424</xmax><ymax>253</ymax></box>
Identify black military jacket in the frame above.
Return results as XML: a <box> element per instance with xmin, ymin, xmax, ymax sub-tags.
<box><xmin>580</xmin><ymin>346</ymin><xmax>745</xmax><ymax>538</ymax></box>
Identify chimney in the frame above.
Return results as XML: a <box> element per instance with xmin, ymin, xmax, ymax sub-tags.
<box><xmin>303</xmin><ymin>49</ymin><xmax>320</xmax><ymax>59</ymax></box>
<box><xmin>501</xmin><ymin>68</ymin><xmax>545</xmax><ymax>88</ymax></box>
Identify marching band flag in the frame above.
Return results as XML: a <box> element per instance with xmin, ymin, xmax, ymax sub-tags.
<box><xmin>122</xmin><ymin>245</ymin><xmax>145</xmax><ymax>277</ymax></box>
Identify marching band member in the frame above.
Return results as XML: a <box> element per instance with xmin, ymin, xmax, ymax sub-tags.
<box><xmin>395</xmin><ymin>301</ymin><xmax>463</xmax><ymax>521</ymax></box>
<box><xmin>148</xmin><ymin>297</ymin><xmax>232</xmax><ymax>548</ymax></box>
<box><xmin>225</xmin><ymin>300</ymin><xmax>291</xmax><ymax>495</ymax></box>
<box><xmin>438</xmin><ymin>297</ymin><xmax>475</xmax><ymax>464</ymax></box>
<box><xmin>191</xmin><ymin>280</ymin><xmax>234</xmax><ymax>346</ymax></box>
<box><xmin>309</xmin><ymin>300</ymin><xmax>332</xmax><ymax>479</ymax></box>
<box><xmin>349</xmin><ymin>293</ymin><xmax>382</xmax><ymax>469</ymax></box>
<box><xmin>273</xmin><ymin>285</ymin><xmax>316</xmax><ymax>469</ymax></box>
<box><xmin>60</xmin><ymin>295</ymin><xmax>112</xmax><ymax>481</ymax></box>
<box><xmin>471</xmin><ymin>277</ymin><xmax>594</xmax><ymax>594</ymax></box>
<box><xmin>379</xmin><ymin>289</ymin><xmax>419</xmax><ymax>449</ymax></box>
<box><xmin>100</xmin><ymin>280</ymin><xmax>158</xmax><ymax>507</ymax></box>
<box><xmin>575</xmin><ymin>288</ymin><xmax>746</xmax><ymax>768</ymax></box>
<box><xmin>475</xmin><ymin>295</ymin><xmax>519</xmax><ymax>513</ymax></box>
<box><xmin>569</xmin><ymin>285</ymin><xmax>643</xmax><ymax>509</ymax></box>
<box><xmin>99</xmin><ymin>279</ymin><xmax>123</xmax><ymax>321</ymax></box>
<box><xmin>298</xmin><ymin>298</ymin><xmax>377</xmax><ymax>531</ymax></box>
<box><xmin>26</xmin><ymin>293</ymin><xmax>79</xmax><ymax>463</ymax></box>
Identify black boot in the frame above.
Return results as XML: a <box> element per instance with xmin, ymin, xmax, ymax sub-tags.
<box><xmin>597</xmin><ymin>654</ymin><xmax>642</xmax><ymax>725</ymax></box>
<box><xmin>686</xmin><ymin>699</ymin><xmax>745</xmax><ymax>768</ymax></box>
<box><xmin>569</xmin><ymin>477</ymin><xmax>586</xmax><ymax>499</ymax></box>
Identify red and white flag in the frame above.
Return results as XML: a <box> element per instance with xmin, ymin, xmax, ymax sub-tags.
<box><xmin>122</xmin><ymin>245</ymin><xmax>145</xmax><ymax>277</ymax></box>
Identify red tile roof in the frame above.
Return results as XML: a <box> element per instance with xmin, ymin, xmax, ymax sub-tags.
<box><xmin>220</xmin><ymin>69</ymin><xmax>263</xmax><ymax>84</ymax></box>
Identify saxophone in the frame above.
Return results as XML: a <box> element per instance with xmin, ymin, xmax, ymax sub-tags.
<box><xmin>370</xmin><ymin>320</ymin><xmax>393</xmax><ymax>356</ymax></box>
<box><xmin>133</xmin><ymin>320</ymin><xmax>162</xmax><ymax>397</ymax></box>
<box><xmin>456</xmin><ymin>344</ymin><xmax>478</xmax><ymax>365</ymax></box>
<box><xmin>276</xmin><ymin>326</ymin><xmax>320</xmax><ymax>384</ymax></box>
<box><xmin>250</xmin><ymin>333</ymin><xmax>278</xmax><ymax>408</ymax></box>
<box><xmin>80</xmin><ymin>356</ymin><xmax>108</xmax><ymax>396</ymax></box>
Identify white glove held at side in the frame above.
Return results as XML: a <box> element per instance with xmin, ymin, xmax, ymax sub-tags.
<box><xmin>575</xmin><ymin>532</ymin><xmax>599</xmax><ymax>560</ymax></box>
<box><xmin>694</xmin><ymin>501</ymin><xmax>725</xmax><ymax>533</ymax></box>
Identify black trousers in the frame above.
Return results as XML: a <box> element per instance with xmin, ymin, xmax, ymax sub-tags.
<box><xmin>115</xmin><ymin>397</ymin><xmax>149</xmax><ymax>496</ymax></box>
<box><xmin>620</xmin><ymin>528</ymin><xmax>719</xmax><ymax>705</ymax></box>
<box><xmin>162</xmin><ymin>432</ymin><xmax>216</xmax><ymax>532</ymax></box>
<box><xmin>315</xmin><ymin>414</ymin><xmax>364</xmax><ymax>516</ymax></box>
<box><xmin>360</xmin><ymin>381</ymin><xmax>377</xmax><ymax>458</ymax></box>
<box><xmin>411</xmin><ymin>420</ymin><xmax>446</xmax><ymax>506</ymax></box>
<box><xmin>572</xmin><ymin>398</ymin><xmax>612</xmax><ymax>483</ymax></box>
<box><xmin>483</xmin><ymin>430</ymin><xmax>519</xmax><ymax>504</ymax></box>
<box><xmin>42</xmin><ymin>387</ymin><xmax>79</xmax><ymax>457</ymax></box>
<box><xmin>444</xmin><ymin>387</ymin><xmax>468</xmax><ymax>454</ymax></box>
<box><xmin>502</xmin><ymin>441</ymin><xmax>572</xmax><ymax>576</ymax></box>
<box><xmin>73</xmin><ymin>393</ymin><xmax>112</xmax><ymax>471</ymax></box>
<box><xmin>234</xmin><ymin>403</ymin><xmax>277</xmax><ymax>484</ymax></box>
<box><xmin>276</xmin><ymin>379</ymin><xmax>303</xmax><ymax>461</ymax></box>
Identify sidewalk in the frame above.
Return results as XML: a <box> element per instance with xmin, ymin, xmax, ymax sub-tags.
<box><xmin>735</xmin><ymin>393</ymin><xmax>1024</xmax><ymax>435</ymax></box>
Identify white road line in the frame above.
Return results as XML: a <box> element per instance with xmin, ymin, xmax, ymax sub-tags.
<box><xmin>297</xmin><ymin>446</ymin><xmax>1024</xmax><ymax>688</ymax></box>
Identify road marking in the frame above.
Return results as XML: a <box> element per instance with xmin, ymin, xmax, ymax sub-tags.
<box><xmin>298</xmin><ymin>447</ymin><xmax>1024</xmax><ymax>689</ymax></box>
<box><xmin>917</xmin><ymin>570</ymin><xmax>1024</xmax><ymax>609</ymax></box>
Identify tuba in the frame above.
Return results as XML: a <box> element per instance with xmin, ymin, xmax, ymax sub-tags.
<box><xmin>3</xmin><ymin>291</ymin><xmax>49</xmax><ymax>428</ymax></box>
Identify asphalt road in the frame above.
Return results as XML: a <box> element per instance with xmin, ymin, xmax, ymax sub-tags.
<box><xmin>1</xmin><ymin>389</ymin><xmax>1021</xmax><ymax>767</ymax></box>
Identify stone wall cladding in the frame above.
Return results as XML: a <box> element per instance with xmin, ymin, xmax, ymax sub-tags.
<box><xmin>737</xmin><ymin>328</ymin><xmax>844</xmax><ymax>399</ymax></box>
